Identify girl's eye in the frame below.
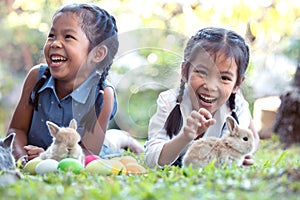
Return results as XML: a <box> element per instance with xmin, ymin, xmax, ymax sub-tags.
<box><xmin>195</xmin><ymin>69</ymin><xmax>207</xmax><ymax>76</ymax></box>
<box><xmin>221</xmin><ymin>75</ymin><xmax>232</xmax><ymax>82</ymax></box>
<box><xmin>48</xmin><ymin>33</ymin><xmax>55</xmax><ymax>39</ymax></box>
<box><xmin>65</xmin><ymin>35</ymin><xmax>75</xmax><ymax>39</ymax></box>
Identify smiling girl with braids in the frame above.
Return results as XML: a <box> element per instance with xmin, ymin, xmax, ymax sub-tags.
<box><xmin>7</xmin><ymin>3</ymin><xmax>142</xmax><ymax>162</ymax></box>
<box><xmin>145</xmin><ymin>27</ymin><xmax>260</xmax><ymax>168</ymax></box>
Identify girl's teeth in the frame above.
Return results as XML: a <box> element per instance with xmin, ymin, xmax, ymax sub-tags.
<box><xmin>51</xmin><ymin>56</ymin><xmax>67</xmax><ymax>61</ymax></box>
<box><xmin>200</xmin><ymin>95</ymin><xmax>216</xmax><ymax>103</ymax></box>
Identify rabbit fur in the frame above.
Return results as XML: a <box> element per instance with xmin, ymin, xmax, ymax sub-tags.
<box><xmin>182</xmin><ymin>116</ymin><xmax>255</xmax><ymax>168</ymax></box>
<box><xmin>39</xmin><ymin>119</ymin><xmax>84</xmax><ymax>164</ymax></box>
<box><xmin>0</xmin><ymin>133</ymin><xmax>16</xmax><ymax>171</ymax></box>
<box><xmin>0</xmin><ymin>133</ymin><xmax>23</xmax><ymax>187</ymax></box>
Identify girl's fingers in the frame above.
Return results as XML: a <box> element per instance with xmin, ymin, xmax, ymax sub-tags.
<box><xmin>242</xmin><ymin>154</ymin><xmax>254</xmax><ymax>166</ymax></box>
<box><xmin>24</xmin><ymin>145</ymin><xmax>44</xmax><ymax>156</ymax></box>
<box><xmin>190</xmin><ymin>110</ymin><xmax>201</xmax><ymax>119</ymax></box>
<box><xmin>186</xmin><ymin>109</ymin><xmax>215</xmax><ymax>139</ymax></box>
<box><xmin>189</xmin><ymin>109</ymin><xmax>215</xmax><ymax>129</ymax></box>
<box><xmin>203</xmin><ymin>118</ymin><xmax>216</xmax><ymax>127</ymax></box>
<box><xmin>243</xmin><ymin>158</ymin><xmax>254</xmax><ymax>166</ymax></box>
<box><xmin>23</xmin><ymin>145</ymin><xmax>35</xmax><ymax>151</ymax></box>
<box><xmin>198</xmin><ymin>108</ymin><xmax>213</xmax><ymax>119</ymax></box>
<box><xmin>28</xmin><ymin>154</ymin><xmax>39</xmax><ymax>161</ymax></box>
<box><xmin>183</xmin><ymin>125</ymin><xmax>198</xmax><ymax>141</ymax></box>
<box><xmin>187</xmin><ymin>114</ymin><xmax>202</xmax><ymax>127</ymax></box>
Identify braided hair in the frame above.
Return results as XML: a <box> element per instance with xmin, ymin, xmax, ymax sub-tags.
<box><xmin>164</xmin><ymin>27</ymin><xmax>249</xmax><ymax>138</ymax></box>
<box><xmin>29</xmin><ymin>3</ymin><xmax>119</xmax><ymax>132</ymax></box>
<box><xmin>30</xmin><ymin>67</ymin><xmax>51</xmax><ymax>111</ymax></box>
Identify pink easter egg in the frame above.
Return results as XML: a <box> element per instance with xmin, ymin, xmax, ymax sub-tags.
<box><xmin>85</xmin><ymin>154</ymin><xmax>100</xmax><ymax>166</ymax></box>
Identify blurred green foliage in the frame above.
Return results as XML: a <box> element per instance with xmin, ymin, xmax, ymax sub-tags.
<box><xmin>1</xmin><ymin>0</ymin><xmax>300</xmax><ymax>138</ymax></box>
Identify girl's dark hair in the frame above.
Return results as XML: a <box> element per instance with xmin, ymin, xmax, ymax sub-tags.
<box><xmin>164</xmin><ymin>27</ymin><xmax>249</xmax><ymax>138</ymax></box>
<box><xmin>30</xmin><ymin>3</ymin><xmax>119</xmax><ymax>132</ymax></box>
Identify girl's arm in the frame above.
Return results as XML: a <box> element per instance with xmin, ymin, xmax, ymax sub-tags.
<box><xmin>158</xmin><ymin>108</ymin><xmax>216</xmax><ymax>166</ymax></box>
<box><xmin>81</xmin><ymin>86</ymin><xmax>115</xmax><ymax>155</ymax></box>
<box><xmin>7</xmin><ymin>66</ymin><xmax>40</xmax><ymax>161</ymax></box>
<box><xmin>145</xmin><ymin>91</ymin><xmax>216</xmax><ymax>167</ymax></box>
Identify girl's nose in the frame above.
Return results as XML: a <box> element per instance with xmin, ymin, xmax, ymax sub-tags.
<box><xmin>50</xmin><ymin>40</ymin><xmax>62</xmax><ymax>48</ymax></box>
<box><xmin>205</xmin><ymin>78</ymin><xmax>219</xmax><ymax>91</ymax></box>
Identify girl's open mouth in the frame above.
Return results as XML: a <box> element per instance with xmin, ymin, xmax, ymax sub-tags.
<box><xmin>199</xmin><ymin>94</ymin><xmax>217</xmax><ymax>104</ymax></box>
<box><xmin>50</xmin><ymin>55</ymin><xmax>67</xmax><ymax>64</ymax></box>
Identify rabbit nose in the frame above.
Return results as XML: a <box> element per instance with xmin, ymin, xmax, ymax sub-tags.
<box><xmin>242</xmin><ymin>137</ymin><xmax>248</xmax><ymax>141</ymax></box>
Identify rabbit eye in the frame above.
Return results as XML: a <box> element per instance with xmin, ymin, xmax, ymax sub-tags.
<box><xmin>242</xmin><ymin>137</ymin><xmax>248</xmax><ymax>141</ymax></box>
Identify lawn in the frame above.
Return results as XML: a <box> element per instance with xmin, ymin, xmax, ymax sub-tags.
<box><xmin>0</xmin><ymin>135</ymin><xmax>299</xmax><ymax>200</ymax></box>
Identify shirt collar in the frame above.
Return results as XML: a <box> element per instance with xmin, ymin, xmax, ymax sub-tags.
<box><xmin>38</xmin><ymin>71</ymin><xmax>101</xmax><ymax>104</ymax></box>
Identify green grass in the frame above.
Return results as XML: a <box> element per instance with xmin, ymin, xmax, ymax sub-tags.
<box><xmin>1</xmin><ymin>136</ymin><xmax>300</xmax><ymax>200</ymax></box>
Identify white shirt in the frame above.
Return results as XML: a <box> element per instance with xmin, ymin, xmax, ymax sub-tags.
<box><xmin>144</xmin><ymin>87</ymin><xmax>252</xmax><ymax>168</ymax></box>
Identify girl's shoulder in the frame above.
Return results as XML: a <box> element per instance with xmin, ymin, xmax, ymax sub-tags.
<box><xmin>103</xmin><ymin>80</ymin><xmax>115</xmax><ymax>90</ymax></box>
<box><xmin>26</xmin><ymin>64</ymin><xmax>48</xmax><ymax>80</ymax></box>
<box><xmin>36</xmin><ymin>64</ymin><xmax>49</xmax><ymax>79</ymax></box>
<box><xmin>155</xmin><ymin>88</ymin><xmax>180</xmax><ymax>111</ymax></box>
<box><xmin>158</xmin><ymin>88</ymin><xmax>178</xmax><ymax>101</ymax></box>
<box><xmin>235</xmin><ymin>92</ymin><xmax>249</xmax><ymax>108</ymax></box>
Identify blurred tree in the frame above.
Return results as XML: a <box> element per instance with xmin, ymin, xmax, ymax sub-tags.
<box><xmin>273</xmin><ymin>32</ymin><xmax>300</xmax><ymax>146</ymax></box>
<box><xmin>273</xmin><ymin>51</ymin><xmax>300</xmax><ymax>145</ymax></box>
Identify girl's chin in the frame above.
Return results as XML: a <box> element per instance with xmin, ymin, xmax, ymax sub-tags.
<box><xmin>199</xmin><ymin>99</ymin><xmax>213</xmax><ymax>108</ymax></box>
<box><xmin>49</xmin><ymin>61</ymin><xmax>66</xmax><ymax>68</ymax></box>
<box><xmin>195</xmin><ymin>101</ymin><xmax>216</xmax><ymax>113</ymax></box>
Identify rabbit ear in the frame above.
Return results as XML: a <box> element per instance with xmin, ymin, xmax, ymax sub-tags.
<box><xmin>69</xmin><ymin>119</ymin><xmax>77</xmax><ymax>130</ymax></box>
<box><xmin>226</xmin><ymin>116</ymin><xmax>238</xmax><ymax>134</ymax></box>
<box><xmin>4</xmin><ymin>133</ymin><xmax>15</xmax><ymax>148</ymax></box>
<box><xmin>46</xmin><ymin>121</ymin><xmax>60</xmax><ymax>137</ymax></box>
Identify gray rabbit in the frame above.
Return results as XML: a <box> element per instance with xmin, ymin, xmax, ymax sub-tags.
<box><xmin>0</xmin><ymin>133</ymin><xmax>22</xmax><ymax>187</ymax></box>
<box><xmin>0</xmin><ymin>133</ymin><xmax>16</xmax><ymax>171</ymax></box>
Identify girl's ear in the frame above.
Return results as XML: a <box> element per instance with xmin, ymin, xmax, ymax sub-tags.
<box><xmin>181</xmin><ymin>61</ymin><xmax>189</xmax><ymax>82</ymax></box>
<box><xmin>232</xmin><ymin>76</ymin><xmax>245</xmax><ymax>93</ymax></box>
<box><xmin>92</xmin><ymin>45</ymin><xmax>108</xmax><ymax>63</ymax></box>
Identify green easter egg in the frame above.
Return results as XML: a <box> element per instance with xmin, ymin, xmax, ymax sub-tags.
<box><xmin>57</xmin><ymin>158</ymin><xmax>84</xmax><ymax>174</ymax></box>
<box><xmin>85</xmin><ymin>159</ymin><xmax>112</xmax><ymax>175</ymax></box>
<box><xmin>23</xmin><ymin>157</ymin><xmax>42</xmax><ymax>175</ymax></box>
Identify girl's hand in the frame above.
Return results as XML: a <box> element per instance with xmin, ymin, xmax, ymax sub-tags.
<box><xmin>242</xmin><ymin>154</ymin><xmax>255</xmax><ymax>166</ymax></box>
<box><xmin>183</xmin><ymin>108</ymin><xmax>216</xmax><ymax>141</ymax></box>
<box><xmin>24</xmin><ymin>145</ymin><xmax>45</xmax><ymax>161</ymax></box>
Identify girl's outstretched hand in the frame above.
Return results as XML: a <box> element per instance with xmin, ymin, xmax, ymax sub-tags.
<box><xmin>24</xmin><ymin>145</ymin><xmax>45</xmax><ymax>161</ymax></box>
<box><xmin>183</xmin><ymin>108</ymin><xmax>216</xmax><ymax>141</ymax></box>
<box><xmin>243</xmin><ymin>154</ymin><xmax>255</xmax><ymax>166</ymax></box>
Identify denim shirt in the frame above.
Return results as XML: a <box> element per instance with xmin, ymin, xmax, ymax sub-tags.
<box><xmin>28</xmin><ymin>65</ymin><xmax>117</xmax><ymax>150</ymax></box>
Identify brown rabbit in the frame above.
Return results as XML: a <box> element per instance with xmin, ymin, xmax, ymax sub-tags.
<box><xmin>39</xmin><ymin>119</ymin><xmax>84</xmax><ymax>164</ymax></box>
<box><xmin>182</xmin><ymin>116</ymin><xmax>254</xmax><ymax>168</ymax></box>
